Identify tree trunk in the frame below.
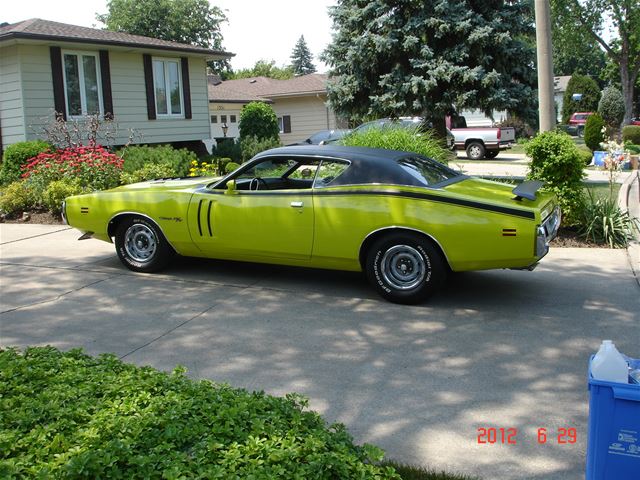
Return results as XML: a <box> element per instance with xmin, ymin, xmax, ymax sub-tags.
<box><xmin>619</xmin><ymin>59</ymin><xmax>634</xmax><ymax>127</ymax></box>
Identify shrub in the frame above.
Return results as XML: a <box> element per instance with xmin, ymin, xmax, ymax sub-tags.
<box><xmin>525</xmin><ymin>131</ymin><xmax>585</xmax><ymax>225</ymax></box>
<box><xmin>42</xmin><ymin>179</ymin><xmax>83</xmax><ymax>214</ymax></box>
<box><xmin>625</xmin><ymin>143</ymin><xmax>640</xmax><ymax>154</ymax></box>
<box><xmin>584</xmin><ymin>113</ymin><xmax>606</xmax><ymax>152</ymax></box>
<box><xmin>340</xmin><ymin>125</ymin><xmax>452</xmax><ymax>164</ymax></box>
<box><xmin>0</xmin><ymin>140</ymin><xmax>51</xmax><ymax>185</ymax></box>
<box><xmin>561</xmin><ymin>74</ymin><xmax>600</xmax><ymax>123</ymax></box>
<box><xmin>239</xmin><ymin>101</ymin><xmax>280</xmax><ymax>141</ymax></box>
<box><xmin>22</xmin><ymin>146</ymin><xmax>123</xmax><ymax>194</ymax></box>
<box><xmin>578</xmin><ymin>192</ymin><xmax>640</xmax><ymax>248</ymax></box>
<box><xmin>120</xmin><ymin>163</ymin><xmax>178</xmax><ymax>184</ymax></box>
<box><xmin>622</xmin><ymin>125</ymin><xmax>640</xmax><ymax>145</ymax></box>
<box><xmin>578</xmin><ymin>149</ymin><xmax>593</xmax><ymax>166</ymax></box>
<box><xmin>225</xmin><ymin>161</ymin><xmax>240</xmax><ymax>173</ymax></box>
<box><xmin>117</xmin><ymin>145</ymin><xmax>195</xmax><ymax>177</ymax></box>
<box><xmin>240</xmin><ymin>135</ymin><xmax>281</xmax><ymax>162</ymax></box>
<box><xmin>598</xmin><ymin>86</ymin><xmax>625</xmax><ymax>131</ymax></box>
<box><xmin>212</xmin><ymin>139</ymin><xmax>242</xmax><ymax>162</ymax></box>
<box><xmin>0</xmin><ymin>347</ymin><xmax>400</xmax><ymax>479</ymax></box>
<box><xmin>0</xmin><ymin>181</ymin><xmax>38</xmax><ymax>215</ymax></box>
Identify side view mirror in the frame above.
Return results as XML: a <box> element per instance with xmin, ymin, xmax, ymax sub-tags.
<box><xmin>225</xmin><ymin>179</ymin><xmax>237</xmax><ymax>194</ymax></box>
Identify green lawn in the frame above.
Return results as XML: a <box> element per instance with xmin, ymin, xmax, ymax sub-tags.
<box><xmin>384</xmin><ymin>461</ymin><xmax>480</xmax><ymax>480</ymax></box>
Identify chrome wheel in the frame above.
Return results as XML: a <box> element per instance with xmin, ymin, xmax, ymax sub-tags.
<box><xmin>124</xmin><ymin>224</ymin><xmax>157</xmax><ymax>263</ymax></box>
<box><xmin>380</xmin><ymin>244</ymin><xmax>427</xmax><ymax>290</ymax></box>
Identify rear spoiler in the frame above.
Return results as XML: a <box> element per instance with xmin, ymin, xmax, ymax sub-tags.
<box><xmin>512</xmin><ymin>180</ymin><xmax>544</xmax><ymax>201</ymax></box>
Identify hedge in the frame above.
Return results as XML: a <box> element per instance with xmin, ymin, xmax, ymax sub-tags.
<box><xmin>0</xmin><ymin>347</ymin><xmax>399</xmax><ymax>479</ymax></box>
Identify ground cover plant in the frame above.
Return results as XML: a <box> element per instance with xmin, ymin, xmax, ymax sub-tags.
<box><xmin>0</xmin><ymin>347</ymin><xmax>400</xmax><ymax>479</ymax></box>
<box><xmin>340</xmin><ymin>125</ymin><xmax>452</xmax><ymax>165</ymax></box>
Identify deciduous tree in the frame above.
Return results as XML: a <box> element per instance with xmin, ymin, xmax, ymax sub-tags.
<box><xmin>97</xmin><ymin>0</ymin><xmax>229</xmax><ymax>73</ymax></box>
<box><xmin>228</xmin><ymin>60</ymin><xmax>294</xmax><ymax>80</ymax></box>
<box><xmin>322</xmin><ymin>0</ymin><xmax>537</xmax><ymax>135</ymax></box>
<box><xmin>551</xmin><ymin>0</ymin><xmax>640</xmax><ymax>125</ymax></box>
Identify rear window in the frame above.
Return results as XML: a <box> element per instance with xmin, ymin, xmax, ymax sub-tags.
<box><xmin>397</xmin><ymin>156</ymin><xmax>460</xmax><ymax>186</ymax></box>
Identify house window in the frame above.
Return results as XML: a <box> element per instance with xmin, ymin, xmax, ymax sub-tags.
<box><xmin>152</xmin><ymin>58</ymin><xmax>183</xmax><ymax>117</ymax></box>
<box><xmin>211</xmin><ymin>115</ymin><xmax>217</xmax><ymax>123</ymax></box>
<box><xmin>278</xmin><ymin>115</ymin><xmax>292</xmax><ymax>134</ymax></box>
<box><xmin>230</xmin><ymin>115</ymin><xmax>237</xmax><ymax>123</ymax></box>
<box><xmin>221</xmin><ymin>115</ymin><xmax>227</xmax><ymax>123</ymax></box>
<box><xmin>62</xmin><ymin>51</ymin><xmax>102</xmax><ymax>117</ymax></box>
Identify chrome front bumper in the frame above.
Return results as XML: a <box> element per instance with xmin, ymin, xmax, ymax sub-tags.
<box><xmin>536</xmin><ymin>206</ymin><xmax>561</xmax><ymax>258</ymax></box>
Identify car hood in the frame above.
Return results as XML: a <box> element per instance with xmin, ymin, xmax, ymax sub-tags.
<box><xmin>443</xmin><ymin>177</ymin><xmax>555</xmax><ymax>212</ymax></box>
<box><xmin>110</xmin><ymin>176</ymin><xmax>221</xmax><ymax>192</ymax></box>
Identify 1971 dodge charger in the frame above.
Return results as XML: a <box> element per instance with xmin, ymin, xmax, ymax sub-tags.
<box><xmin>63</xmin><ymin>145</ymin><xmax>560</xmax><ymax>304</ymax></box>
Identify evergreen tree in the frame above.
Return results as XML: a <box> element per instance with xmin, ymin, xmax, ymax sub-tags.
<box><xmin>322</xmin><ymin>0</ymin><xmax>536</xmax><ymax>135</ymax></box>
<box><xmin>561</xmin><ymin>74</ymin><xmax>601</xmax><ymax>123</ymax></box>
<box><xmin>290</xmin><ymin>36</ymin><xmax>316</xmax><ymax>76</ymax></box>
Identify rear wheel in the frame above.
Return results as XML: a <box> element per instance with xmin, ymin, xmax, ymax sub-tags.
<box><xmin>484</xmin><ymin>150</ymin><xmax>499</xmax><ymax>159</ymax></box>
<box><xmin>466</xmin><ymin>141</ymin><xmax>485</xmax><ymax>160</ymax></box>
<box><xmin>115</xmin><ymin>216</ymin><xmax>174</xmax><ymax>272</ymax></box>
<box><xmin>365</xmin><ymin>233</ymin><xmax>446</xmax><ymax>304</ymax></box>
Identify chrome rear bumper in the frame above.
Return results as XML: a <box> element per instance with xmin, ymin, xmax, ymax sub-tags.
<box><xmin>536</xmin><ymin>206</ymin><xmax>561</xmax><ymax>258</ymax></box>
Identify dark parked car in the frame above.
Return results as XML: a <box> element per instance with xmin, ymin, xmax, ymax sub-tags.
<box><xmin>296</xmin><ymin>129</ymin><xmax>350</xmax><ymax>145</ymax></box>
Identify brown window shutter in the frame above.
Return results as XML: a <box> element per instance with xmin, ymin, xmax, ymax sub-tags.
<box><xmin>142</xmin><ymin>54</ymin><xmax>156</xmax><ymax>120</ymax></box>
<box><xmin>180</xmin><ymin>57</ymin><xmax>192</xmax><ymax>119</ymax></box>
<box><xmin>283</xmin><ymin>115</ymin><xmax>291</xmax><ymax>133</ymax></box>
<box><xmin>49</xmin><ymin>46</ymin><xmax>67</xmax><ymax>120</ymax></box>
<box><xmin>99</xmin><ymin>51</ymin><xmax>114</xmax><ymax>119</ymax></box>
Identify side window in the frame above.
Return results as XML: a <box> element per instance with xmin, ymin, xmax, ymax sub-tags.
<box><xmin>236</xmin><ymin>158</ymin><xmax>295</xmax><ymax>180</ymax></box>
<box><xmin>313</xmin><ymin>160</ymin><xmax>349</xmax><ymax>188</ymax></box>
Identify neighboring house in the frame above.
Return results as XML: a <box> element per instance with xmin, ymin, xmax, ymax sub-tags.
<box><xmin>208</xmin><ymin>74</ymin><xmax>345</xmax><ymax>145</ymax></box>
<box><xmin>554</xmin><ymin>75</ymin><xmax>571</xmax><ymax>123</ymax></box>
<box><xmin>0</xmin><ymin>18</ymin><xmax>232</xmax><ymax>155</ymax></box>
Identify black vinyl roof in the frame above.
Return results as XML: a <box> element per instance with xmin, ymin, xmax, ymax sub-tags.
<box><xmin>253</xmin><ymin>145</ymin><xmax>461</xmax><ymax>187</ymax></box>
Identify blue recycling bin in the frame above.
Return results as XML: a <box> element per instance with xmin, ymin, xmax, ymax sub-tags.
<box><xmin>586</xmin><ymin>356</ymin><xmax>640</xmax><ymax>480</ymax></box>
<box><xmin>592</xmin><ymin>151</ymin><xmax>606</xmax><ymax>167</ymax></box>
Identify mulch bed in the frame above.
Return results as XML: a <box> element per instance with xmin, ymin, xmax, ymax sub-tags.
<box><xmin>1</xmin><ymin>212</ymin><xmax>611</xmax><ymax>249</ymax></box>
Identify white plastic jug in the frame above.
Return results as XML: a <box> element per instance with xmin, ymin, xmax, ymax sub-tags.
<box><xmin>591</xmin><ymin>340</ymin><xmax>628</xmax><ymax>384</ymax></box>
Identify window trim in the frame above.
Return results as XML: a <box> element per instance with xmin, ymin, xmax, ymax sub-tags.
<box><xmin>61</xmin><ymin>49</ymin><xmax>104</xmax><ymax>119</ymax></box>
<box><xmin>152</xmin><ymin>57</ymin><xmax>185</xmax><ymax>118</ymax></box>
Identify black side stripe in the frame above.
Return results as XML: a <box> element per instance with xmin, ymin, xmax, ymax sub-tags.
<box><xmin>202</xmin><ymin>188</ymin><xmax>535</xmax><ymax>220</ymax></box>
<box><xmin>196</xmin><ymin>199</ymin><xmax>203</xmax><ymax>236</ymax></box>
<box><xmin>206</xmin><ymin>200</ymin><xmax>213</xmax><ymax>236</ymax></box>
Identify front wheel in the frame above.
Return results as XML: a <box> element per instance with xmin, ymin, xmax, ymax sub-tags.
<box><xmin>115</xmin><ymin>217</ymin><xmax>174</xmax><ymax>272</ymax></box>
<box><xmin>365</xmin><ymin>233</ymin><xmax>446</xmax><ymax>304</ymax></box>
<box><xmin>466</xmin><ymin>141</ymin><xmax>485</xmax><ymax>160</ymax></box>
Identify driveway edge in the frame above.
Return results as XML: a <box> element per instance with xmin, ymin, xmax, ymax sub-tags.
<box><xmin>619</xmin><ymin>169</ymin><xmax>640</xmax><ymax>285</ymax></box>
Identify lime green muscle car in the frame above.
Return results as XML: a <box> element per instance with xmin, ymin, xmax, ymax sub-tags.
<box><xmin>63</xmin><ymin>145</ymin><xmax>560</xmax><ymax>304</ymax></box>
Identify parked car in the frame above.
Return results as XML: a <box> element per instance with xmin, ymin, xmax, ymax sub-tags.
<box><xmin>296</xmin><ymin>129</ymin><xmax>350</xmax><ymax>145</ymax></box>
<box><xmin>631</xmin><ymin>118</ymin><xmax>640</xmax><ymax>126</ymax></box>
<box><xmin>568</xmin><ymin>112</ymin><xmax>594</xmax><ymax>126</ymax></box>
<box><xmin>567</xmin><ymin>112</ymin><xmax>594</xmax><ymax>137</ymax></box>
<box><xmin>446</xmin><ymin>115</ymin><xmax>516</xmax><ymax>160</ymax></box>
<box><xmin>63</xmin><ymin>145</ymin><xmax>560</xmax><ymax>304</ymax></box>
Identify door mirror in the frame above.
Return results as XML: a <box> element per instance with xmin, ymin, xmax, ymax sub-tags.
<box><xmin>225</xmin><ymin>179</ymin><xmax>237</xmax><ymax>194</ymax></box>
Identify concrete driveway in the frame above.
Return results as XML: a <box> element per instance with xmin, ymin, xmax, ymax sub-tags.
<box><xmin>1</xmin><ymin>224</ymin><xmax>639</xmax><ymax>480</ymax></box>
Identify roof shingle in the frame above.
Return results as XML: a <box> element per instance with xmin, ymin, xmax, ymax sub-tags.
<box><xmin>0</xmin><ymin>18</ymin><xmax>233</xmax><ymax>58</ymax></box>
<box><xmin>208</xmin><ymin>74</ymin><xmax>328</xmax><ymax>103</ymax></box>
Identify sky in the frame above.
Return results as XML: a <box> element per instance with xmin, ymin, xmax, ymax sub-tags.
<box><xmin>2</xmin><ymin>0</ymin><xmax>337</xmax><ymax>71</ymax></box>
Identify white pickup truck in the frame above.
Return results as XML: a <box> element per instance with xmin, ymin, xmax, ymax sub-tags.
<box><xmin>446</xmin><ymin>116</ymin><xmax>516</xmax><ymax>160</ymax></box>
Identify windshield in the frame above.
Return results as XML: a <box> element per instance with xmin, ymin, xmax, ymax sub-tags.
<box><xmin>397</xmin><ymin>156</ymin><xmax>461</xmax><ymax>186</ymax></box>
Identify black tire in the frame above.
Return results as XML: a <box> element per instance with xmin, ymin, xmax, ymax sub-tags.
<box><xmin>484</xmin><ymin>150</ymin><xmax>499</xmax><ymax>159</ymax></box>
<box><xmin>365</xmin><ymin>233</ymin><xmax>446</xmax><ymax>304</ymax></box>
<box><xmin>115</xmin><ymin>216</ymin><xmax>174</xmax><ymax>273</ymax></box>
<box><xmin>466</xmin><ymin>141</ymin><xmax>485</xmax><ymax>160</ymax></box>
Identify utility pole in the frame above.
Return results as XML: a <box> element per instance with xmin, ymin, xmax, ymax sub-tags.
<box><xmin>534</xmin><ymin>0</ymin><xmax>556</xmax><ymax>132</ymax></box>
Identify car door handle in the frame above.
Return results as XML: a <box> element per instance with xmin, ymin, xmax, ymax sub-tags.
<box><xmin>290</xmin><ymin>201</ymin><xmax>303</xmax><ymax>208</ymax></box>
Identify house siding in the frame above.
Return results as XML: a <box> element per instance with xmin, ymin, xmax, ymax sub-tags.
<box><xmin>2</xmin><ymin>43</ymin><xmax>211</xmax><ymax>148</ymax></box>
<box><xmin>272</xmin><ymin>96</ymin><xmax>338</xmax><ymax>144</ymax></box>
<box><xmin>208</xmin><ymin>102</ymin><xmax>243</xmax><ymax>139</ymax></box>
<box><xmin>0</xmin><ymin>44</ymin><xmax>27</xmax><ymax>146</ymax></box>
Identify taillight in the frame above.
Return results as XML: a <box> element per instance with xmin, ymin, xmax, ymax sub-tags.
<box><xmin>497</xmin><ymin>128</ymin><xmax>501</xmax><ymax>140</ymax></box>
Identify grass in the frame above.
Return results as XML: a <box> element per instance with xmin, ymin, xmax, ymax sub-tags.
<box><xmin>384</xmin><ymin>461</ymin><xmax>480</xmax><ymax>480</ymax></box>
